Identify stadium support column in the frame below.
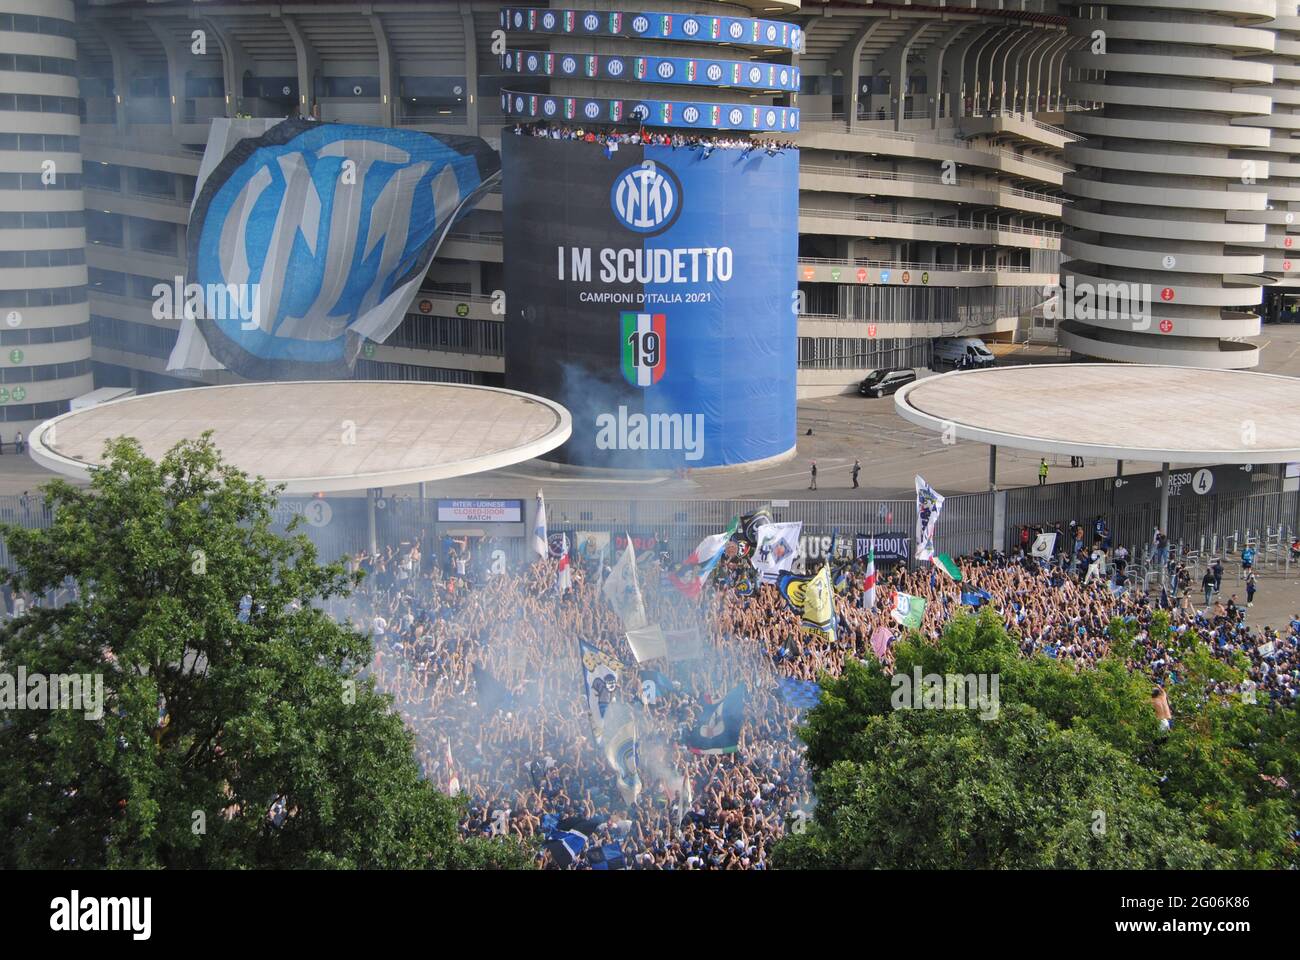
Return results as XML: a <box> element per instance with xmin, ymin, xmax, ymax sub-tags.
<box><xmin>988</xmin><ymin>444</ymin><xmax>997</xmax><ymax>491</ymax></box>
<box><xmin>1159</xmin><ymin>462</ymin><xmax>1170</xmax><ymax>537</ymax></box>
<box><xmin>367</xmin><ymin>488</ymin><xmax>378</xmax><ymax>555</ymax></box>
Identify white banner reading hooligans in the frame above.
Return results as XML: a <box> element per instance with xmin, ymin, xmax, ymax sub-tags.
<box><xmin>1031</xmin><ymin>532</ymin><xmax>1057</xmax><ymax>559</ymax></box>
<box><xmin>752</xmin><ymin>521</ymin><xmax>802</xmax><ymax>583</ymax></box>
<box><xmin>914</xmin><ymin>475</ymin><xmax>945</xmax><ymax>563</ymax></box>
<box><xmin>603</xmin><ymin>539</ymin><xmax>648</xmax><ymax>630</ymax></box>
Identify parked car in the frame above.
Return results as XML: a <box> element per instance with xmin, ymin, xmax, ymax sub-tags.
<box><xmin>858</xmin><ymin>368</ymin><xmax>917</xmax><ymax>397</ymax></box>
<box><xmin>933</xmin><ymin>337</ymin><xmax>995</xmax><ymax>369</ymax></box>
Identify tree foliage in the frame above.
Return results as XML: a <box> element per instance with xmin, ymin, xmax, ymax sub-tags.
<box><xmin>0</xmin><ymin>435</ymin><xmax>531</xmax><ymax>869</ymax></box>
<box><xmin>776</xmin><ymin>608</ymin><xmax>1298</xmax><ymax>869</ymax></box>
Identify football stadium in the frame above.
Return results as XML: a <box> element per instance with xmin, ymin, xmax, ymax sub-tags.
<box><xmin>0</xmin><ymin>0</ymin><xmax>1297</xmax><ymax>921</ymax></box>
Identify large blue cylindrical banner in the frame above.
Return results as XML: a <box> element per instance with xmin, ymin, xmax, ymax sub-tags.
<box><xmin>503</xmin><ymin>135</ymin><xmax>797</xmax><ymax>468</ymax></box>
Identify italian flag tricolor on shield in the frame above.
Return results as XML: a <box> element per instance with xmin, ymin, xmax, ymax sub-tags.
<box><xmin>621</xmin><ymin>312</ymin><xmax>666</xmax><ymax>386</ymax></box>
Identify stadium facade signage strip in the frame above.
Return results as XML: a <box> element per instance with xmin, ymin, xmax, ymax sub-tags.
<box><xmin>501</xmin><ymin>90</ymin><xmax>799</xmax><ymax>132</ymax></box>
<box><xmin>436</xmin><ymin>499</ymin><xmax>524</xmax><ymax>523</ymax></box>
<box><xmin>504</xmin><ymin>49</ymin><xmax>800</xmax><ymax>93</ymax></box>
<box><xmin>499</xmin><ymin>7</ymin><xmax>804</xmax><ymax>52</ymax></box>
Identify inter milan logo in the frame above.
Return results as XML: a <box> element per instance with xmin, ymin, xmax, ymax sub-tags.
<box><xmin>706</xmin><ymin>63</ymin><xmax>723</xmax><ymax>82</ymax></box>
<box><xmin>608</xmin><ymin>58</ymin><xmax>625</xmax><ymax>77</ymax></box>
<box><xmin>632</xmin><ymin>15</ymin><xmax>649</xmax><ymax>33</ymax></box>
<box><xmin>749</xmin><ymin>65</ymin><xmax>762</xmax><ymax>84</ymax></box>
<box><xmin>611</xmin><ymin>162</ymin><xmax>681</xmax><ymax>234</ymax></box>
<box><xmin>657</xmin><ymin>60</ymin><xmax>675</xmax><ymax>79</ymax></box>
<box><xmin>621</xmin><ymin>312</ymin><xmax>666</xmax><ymax>387</ymax></box>
<box><xmin>683</xmin><ymin>106</ymin><xmax>700</xmax><ymax>123</ymax></box>
<box><xmin>584</xmin><ymin>101</ymin><xmax>600</xmax><ymax>118</ymax></box>
<box><xmin>683</xmin><ymin>18</ymin><xmax>699</xmax><ymax>36</ymax></box>
<box><xmin>543</xmin><ymin>11</ymin><xmax>555</xmax><ymax>29</ymax></box>
<box><xmin>728</xmin><ymin>108</ymin><xmax>743</xmax><ymax>126</ymax></box>
<box><xmin>583</xmin><ymin>13</ymin><xmax>598</xmax><ymax>31</ymax></box>
<box><xmin>729</xmin><ymin>21</ymin><xmax>744</xmax><ymax>39</ymax></box>
<box><xmin>561</xmin><ymin>56</ymin><xmax>577</xmax><ymax>74</ymax></box>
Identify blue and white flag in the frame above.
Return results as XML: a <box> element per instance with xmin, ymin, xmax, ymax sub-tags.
<box><xmin>915</xmin><ymin>475</ymin><xmax>945</xmax><ymax>562</ymax></box>
<box><xmin>602</xmin><ymin>538</ymin><xmax>647</xmax><ymax>630</ymax></box>
<box><xmin>532</xmin><ymin>490</ymin><xmax>548</xmax><ymax>560</ymax></box>
<box><xmin>601</xmin><ymin>701</ymin><xmax>642</xmax><ymax>805</ymax></box>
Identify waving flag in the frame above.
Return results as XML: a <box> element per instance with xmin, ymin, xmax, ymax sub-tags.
<box><xmin>444</xmin><ymin>738</ymin><xmax>460</xmax><ymax>795</ymax></box>
<box><xmin>1031</xmin><ymin>532</ymin><xmax>1057</xmax><ymax>559</ymax></box>
<box><xmin>870</xmin><ymin>624</ymin><xmax>892</xmax><ymax>660</ymax></box>
<box><xmin>580</xmin><ymin>641</ymin><xmax>622</xmax><ymax>744</ymax></box>
<box><xmin>602</xmin><ymin>539</ymin><xmax>647</xmax><ymax>630</ymax></box>
<box><xmin>669</xmin><ymin>520</ymin><xmax>737</xmax><ymax>597</ymax></box>
<box><xmin>686</xmin><ymin>685</ymin><xmax>746</xmax><ymax>754</ymax></box>
<box><xmin>169</xmin><ymin>119</ymin><xmax>499</xmax><ymax>378</ymax></box>
<box><xmin>961</xmin><ymin>588</ymin><xmax>992</xmax><ymax>607</ymax></box>
<box><xmin>931</xmin><ymin>553</ymin><xmax>962</xmax><ymax>581</ymax></box>
<box><xmin>752</xmin><ymin>521</ymin><xmax>802</xmax><ymax>584</ymax></box>
<box><xmin>556</xmin><ymin>539</ymin><xmax>572</xmax><ymax>596</ymax></box>
<box><xmin>890</xmin><ymin>592</ymin><xmax>927</xmax><ymax>630</ymax></box>
<box><xmin>601</xmin><ymin>701</ymin><xmax>642</xmax><ymax>805</ymax></box>
<box><xmin>862</xmin><ymin>546</ymin><xmax>877</xmax><ymax>610</ymax></box>
<box><xmin>915</xmin><ymin>475</ymin><xmax>945</xmax><ymax>562</ymax></box>
<box><xmin>777</xmin><ymin>678</ymin><xmax>822</xmax><ymax>710</ymax></box>
<box><xmin>801</xmin><ymin>564</ymin><xmax>837</xmax><ymax>642</ymax></box>
<box><xmin>532</xmin><ymin>490</ymin><xmax>548</xmax><ymax>560</ymax></box>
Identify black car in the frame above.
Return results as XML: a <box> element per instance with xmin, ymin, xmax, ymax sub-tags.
<box><xmin>858</xmin><ymin>369</ymin><xmax>916</xmax><ymax>398</ymax></box>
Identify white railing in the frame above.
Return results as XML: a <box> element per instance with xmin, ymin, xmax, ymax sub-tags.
<box><xmin>798</xmin><ymin>163</ymin><xmax>1063</xmax><ymax>204</ymax></box>
<box><xmin>798</xmin><ymin>207</ymin><xmax>1062</xmax><ymax>238</ymax></box>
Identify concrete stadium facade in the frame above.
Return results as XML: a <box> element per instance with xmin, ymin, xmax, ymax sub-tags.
<box><xmin>0</xmin><ymin>0</ymin><xmax>1294</xmax><ymax>435</ymax></box>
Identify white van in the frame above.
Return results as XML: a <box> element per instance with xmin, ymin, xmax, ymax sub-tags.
<box><xmin>933</xmin><ymin>337</ymin><xmax>995</xmax><ymax>369</ymax></box>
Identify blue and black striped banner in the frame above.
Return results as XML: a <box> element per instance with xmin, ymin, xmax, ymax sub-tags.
<box><xmin>500</xmin><ymin>7</ymin><xmax>803</xmax><ymax>52</ymax></box>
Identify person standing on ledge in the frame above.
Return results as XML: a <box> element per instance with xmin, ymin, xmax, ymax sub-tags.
<box><xmin>809</xmin><ymin>460</ymin><xmax>818</xmax><ymax>491</ymax></box>
<box><xmin>1038</xmin><ymin>458</ymin><xmax>1049</xmax><ymax>486</ymax></box>
<box><xmin>851</xmin><ymin>459</ymin><xmax>861</xmax><ymax>489</ymax></box>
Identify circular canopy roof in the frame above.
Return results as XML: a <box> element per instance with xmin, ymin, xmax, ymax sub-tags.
<box><xmin>29</xmin><ymin>381</ymin><xmax>572</xmax><ymax>493</ymax></box>
<box><xmin>894</xmin><ymin>364</ymin><xmax>1300</xmax><ymax>465</ymax></box>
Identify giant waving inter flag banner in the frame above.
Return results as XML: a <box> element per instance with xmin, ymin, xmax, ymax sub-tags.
<box><xmin>169</xmin><ymin>118</ymin><xmax>499</xmax><ymax>378</ymax></box>
<box><xmin>915</xmin><ymin>475</ymin><xmax>945</xmax><ymax>562</ymax></box>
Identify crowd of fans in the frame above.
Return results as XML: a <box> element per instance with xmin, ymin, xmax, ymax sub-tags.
<box><xmin>512</xmin><ymin>122</ymin><xmax>795</xmax><ymax>156</ymax></box>
<box><xmin>325</xmin><ymin>524</ymin><xmax>1298</xmax><ymax>869</ymax></box>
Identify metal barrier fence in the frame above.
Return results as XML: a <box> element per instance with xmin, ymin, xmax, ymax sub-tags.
<box><xmin>2</xmin><ymin>465</ymin><xmax>1297</xmax><ymax>578</ymax></box>
<box><xmin>266</xmin><ymin>493</ymin><xmax>996</xmax><ymax>566</ymax></box>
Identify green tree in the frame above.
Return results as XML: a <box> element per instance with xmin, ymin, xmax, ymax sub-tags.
<box><xmin>776</xmin><ymin>608</ymin><xmax>1297</xmax><ymax>869</ymax></box>
<box><xmin>0</xmin><ymin>435</ymin><xmax>531</xmax><ymax>869</ymax></box>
